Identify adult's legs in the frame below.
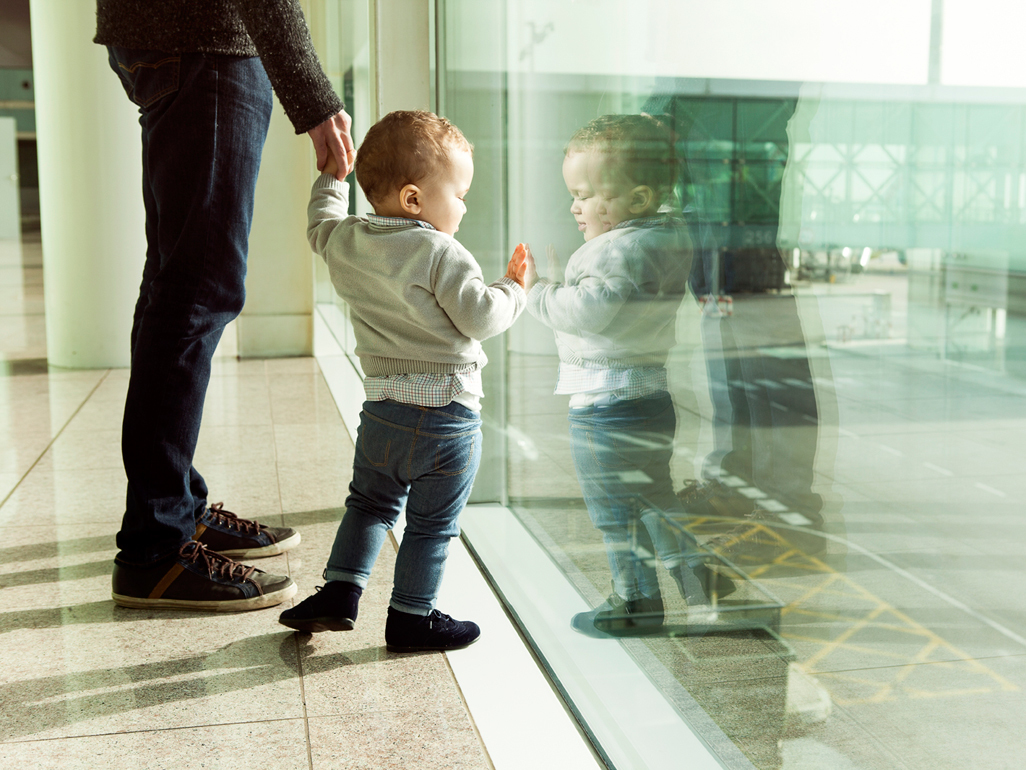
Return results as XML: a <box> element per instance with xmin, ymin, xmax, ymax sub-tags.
<box><xmin>713</xmin><ymin>295</ymin><xmax>822</xmax><ymax>516</ymax></box>
<box><xmin>110</xmin><ymin>48</ymin><xmax>273</xmax><ymax>564</ymax></box>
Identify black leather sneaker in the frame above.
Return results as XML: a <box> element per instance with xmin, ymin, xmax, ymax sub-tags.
<box><xmin>195</xmin><ymin>502</ymin><xmax>300</xmax><ymax>559</ymax></box>
<box><xmin>384</xmin><ymin>607</ymin><xmax>481</xmax><ymax>652</ymax></box>
<box><xmin>279</xmin><ymin>581</ymin><xmax>363</xmax><ymax>633</ymax></box>
<box><xmin>111</xmin><ymin>540</ymin><xmax>296</xmax><ymax>612</ymax></box>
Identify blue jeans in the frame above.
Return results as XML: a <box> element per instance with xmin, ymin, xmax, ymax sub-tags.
<box><xmin>568</xmin><ymin>392</ymin><xmax>701</xmax><ymax>601</ymax></box>
<box><xmin>325</xmin><ymin>400</ymin><xmax>483</xmax><ymax>615</ymax></box>
<box><xmin>107</xmin><ymin>48</ymin><xmax>273</xmax><ymax>563</ymax></box>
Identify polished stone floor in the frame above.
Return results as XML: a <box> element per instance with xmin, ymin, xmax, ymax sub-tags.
<box><xmin>0</xmin><ymin>235</ymin><xmax>495</xmax><ymax>769</ymax></box>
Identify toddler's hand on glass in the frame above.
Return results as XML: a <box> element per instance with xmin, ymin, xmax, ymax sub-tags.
<box><xmin>506</xmin><ymin>243</ymin><xmax>529</xmax><ymax>288</ymax></box>
<box><xmin>546</xmin><ymin>244</ymin><xmax>563</xmax><ymax>282</ymax></box>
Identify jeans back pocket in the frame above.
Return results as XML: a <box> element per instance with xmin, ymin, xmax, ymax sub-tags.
<box><xmin>107</xmin><ymin>47</ymin><xmax>180</xmax><ymax>108</ymax></box>
<box><xmin>432</xmin><ymin>431</ymin><xmax>479</xmax><ymax>477</ymax></box>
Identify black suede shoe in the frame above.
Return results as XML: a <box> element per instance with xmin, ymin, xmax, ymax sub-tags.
<box><xmin>111</xmin><ymin>541</ymin><xmax>296</xmax><ymax>612</ymax></box>
<box><xmin>571</xmin><ymin>592</ymin><xmax>665</xmax><ymax>638</ymax></box>
<box><xmin>384</xmin><ymin>607</ymin><xmax>481</xmax><ymax>652</ymax></box>
<box><xmin>279</xmin><ymin>581</ymin><xmax>363</xmax><ymax>633</ymax></box>
<box><xmin>195</xmin><ymin>502</ymin><xmax>300</xmax><ymax>559</ymax></box>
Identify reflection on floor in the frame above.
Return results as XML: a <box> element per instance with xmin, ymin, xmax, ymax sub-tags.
<box><xmin>507</xmin><ymin>275</ymin><xmax>1026</xmax><ymax>770</ymax></box>
<box><xmin>0</xmin><ymin>235</ymin><xmax>492</xmax><ymax>768</ymax></box>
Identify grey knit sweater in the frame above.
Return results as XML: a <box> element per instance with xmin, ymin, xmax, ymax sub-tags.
<box><xmin>94</xmin><ymin>0</ymin><xmax>343</xmax><ymax>134</ymax></box>
<box><xmin>308</xmin><ymin>175</ymin><xmax>526</xmax><ymax>377</ymax></box>
<box><xmin>528</xmin><ymin>217</ymin><xmax>693</xmax><ymax>370</ymax></box>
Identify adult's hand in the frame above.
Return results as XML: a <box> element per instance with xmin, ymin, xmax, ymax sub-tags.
<box><xmin>308</xmin><ymin>109</ymin><xmax>356</xmax><ymax>181</ymax></box>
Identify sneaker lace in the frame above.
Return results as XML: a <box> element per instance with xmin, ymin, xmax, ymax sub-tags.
<box><xmin>179</xmin><ymin>540</ymin><xmax>256</xmax><ymax>582</ymax></box>
<box><xmin>205</xmin><ymin>502</ymin><xmax>261</xmax><ymax>534</ymax></box>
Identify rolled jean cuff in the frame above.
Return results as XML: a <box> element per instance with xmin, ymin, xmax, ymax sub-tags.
<box><xmin>323</xmin><ymin>568</ymin><xmax>368</xmax><ymax>587</ymax></box>
<box><xmin>389</xmin><ymin>598</ymin><xmax>433</xmax><ymax>616</ymax></box>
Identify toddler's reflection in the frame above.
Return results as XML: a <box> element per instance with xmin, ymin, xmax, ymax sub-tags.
<box><xmin>525</xmin><ymin>114</ymin><xmax>728</xmax><ymax>637</ymax></box>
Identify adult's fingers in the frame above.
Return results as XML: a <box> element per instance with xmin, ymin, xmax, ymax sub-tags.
<box><xmin>308</xmin><ymin>109</ymin><xmax>355</xmax><ymax>180</ymax></box>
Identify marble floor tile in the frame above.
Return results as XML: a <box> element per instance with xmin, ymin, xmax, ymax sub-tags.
<box><xmin>42</xmin><ymin>428</ymin><xmax>123</xmax><ymax>471</ymax></box>
<box><xmin>201</xmin><ymin>376</ymin><xmax>274</xmax><ymax>426</ymax></box>
<box><xmin>268</xmin><ymin>372</ymin><xmax>345</xmax><ymax>425</ymax></box>
<box><xmin>2</xmin><ymin>609</ymin><xmax>306</xmax><ymax>742</ymax></box>
<box><xmin>276</xmin><ymin>461</ymin><xmax>353</xmax><ymax>515</ymax></box>
<box><xmin>264</xmin><ymin>357</ymin><xmax>322</xmax><ymax>375</ymax></box>
<box><xmin>208</xmin><ymin>357</ymin><xmax>274</xmax><ymax>378</ymax></box>
<box><xmin>193</xmin><ymin>424</ymin><xmax>279</xmax><ymax>468</ymax></box>
<box><xmin>273</xmin><ymin>422</ymin><xmax>354</xmax><ymax>468</ymax></box>
<box><xmin>0</xmin><ymin>430</ymin><xmax>53</xmax><ymax>474</ymax></box>
<box><xmin>0</xmin><ymin>717</ymin><xmax>311</xmax><ymax>770</ymax></box>
<box><xmin>0</xmin><ymin>522</ymin><xmax>118</xmax><ymax>609</ymax></box>
<box><xmin>0</xmin><ymin>467</ymin><xmax>128</xmax><ymax>527</ymax></box>
<box><xmin>192</xmin><ymin>462</ymin><xmax>284</xmax><ymax>521</ymax></box>
<box><xmin>306</xmin><ymin>708</ymin><xmax>490</xmax><ymax>770</ymax></box>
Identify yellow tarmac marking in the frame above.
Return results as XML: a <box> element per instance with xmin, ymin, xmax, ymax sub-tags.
<box><xmin>683</xmin><ymin>515</ymin><xmax>1018</xmax><ymax>706</ymax></box>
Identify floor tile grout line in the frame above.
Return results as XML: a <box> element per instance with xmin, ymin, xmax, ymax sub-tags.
<box><xmin>0</xmin><ymin>715</ymin><xmax>312</xmax><ymax>745</ymax></box>
<box><xmin>269</xmin><ymin>360</ymin><xmax>317</xmax><ymax>770</ymax></box>
<box><xmin>292</xmin><ymin>629</ymin><xmax>316</xmax><ymax>770</ymax></box>
<box><xmin>0</xmin><ymin>368</ymin><xmax>112</xmax><ymax>512</ymax></box>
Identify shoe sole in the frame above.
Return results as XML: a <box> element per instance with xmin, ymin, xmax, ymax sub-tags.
<box><xmin>214</xmin><ymin>531</ymin><xmax>301</xmax><ymax>559</ymax></box>
<box><xmin>279</xmin><ymin>616</ymin><xmax>356</xmax><ymax>633</ymax></box>
<box><xmin>386</xmin><ymin>636</ymin><xmax>480</xmax><ymax>653</ymax></box>
<box><xmin>112</xmin><ymin>581</ymin><xmax>297</xmax><ymax>612</ymax></box>
<box><xmin>572</xmin><ymin>616</ymin><xmax>667</xmax><ymax>639</ymax></box>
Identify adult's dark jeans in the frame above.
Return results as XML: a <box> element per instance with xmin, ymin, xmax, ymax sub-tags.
<box><xmin>107</xmin><ymin>47</ymin><xmax>273</xmax><ymax>564</ymax></box>
<box><xmin>700</xmin><ymin>294</ymin><xmax>824</xmax><ymax>518</ymax></box>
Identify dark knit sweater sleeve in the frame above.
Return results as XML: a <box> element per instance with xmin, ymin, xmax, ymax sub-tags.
<box><xmin>94</xmin><ymin>0</ymin><xmax>344</xmax><ymax>134</ymax></box>
<box><xmin>230</xmin><ymin>0</ymin><xmax>343</xmax><ymax>133</ymax></box>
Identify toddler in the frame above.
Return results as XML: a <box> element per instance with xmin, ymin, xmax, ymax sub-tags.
<box><xmin>280</xmin><ymin>110</ymin><xmax>528</xmax><ymax>651</ymax></box>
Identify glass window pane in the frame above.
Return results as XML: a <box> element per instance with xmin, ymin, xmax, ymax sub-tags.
<box><xmin>434</xmin><ymin>2</ymin><xmax>1026</xmax><ymax>768</ymax></box>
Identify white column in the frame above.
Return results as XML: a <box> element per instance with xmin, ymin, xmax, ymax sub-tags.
<box><xmin>30</xmin><ymin>0</ymin><xmax>145</xmax><ymax>369</ymax></box>
<box><xmin>0</xmin><ymin>117</ymin><xmax>20</xmax><ymax>240</ymax></box>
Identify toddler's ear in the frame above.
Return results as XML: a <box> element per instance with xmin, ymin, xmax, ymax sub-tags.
<box><xmin>630</xmin><ymin>185</ymin><xmax>655</xmax><ymax>214</ymax></box>
<box><xmin>399</xmin><ymin>184</ymin><xmax>422</xmax><ymax>215</ymax></box>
